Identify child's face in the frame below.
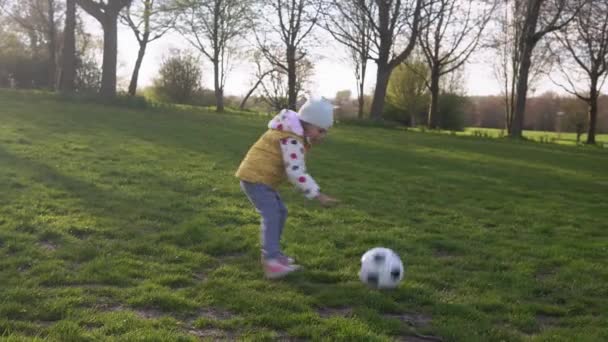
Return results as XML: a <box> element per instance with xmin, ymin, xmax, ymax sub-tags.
<box><xmin>304</xmin><ymin>124</ymin><xmax>327</xmax><ymax>144</ymax></box>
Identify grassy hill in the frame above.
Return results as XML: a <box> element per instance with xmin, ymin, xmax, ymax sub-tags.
<box><xmin>1</xmin><ymin>90</ymin><xmax>607</xmax><ymax>341</ymax></box>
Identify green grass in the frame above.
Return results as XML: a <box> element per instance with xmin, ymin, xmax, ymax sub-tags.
<box><xmin>1</xmin><ymin>89</ymin><xmax>607</xmax><ymax>341</ymax></box>
<box><xmin>462</xmin><ymin>127</ymin><xmax>608</xmax><ymax>146</ymax></box>
<box><xmin>408</xmin><ymin>127</ymin><xmax>608</xmax><ymax>146</ymax></box>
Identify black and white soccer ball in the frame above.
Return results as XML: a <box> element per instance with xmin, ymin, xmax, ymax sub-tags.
<box><xmin>359</xmin><ymin>247</ymin><xmax>404</xmax><ymax>289</ymax></box>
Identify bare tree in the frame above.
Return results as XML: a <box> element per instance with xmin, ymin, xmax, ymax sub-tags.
<box><xmin>120</xmin><ymin>0</ymin><xmax>176</xmax><ymax>96</ymax></box>
<box><xmin>259</xmin><ymin>54</ymin><xmax>314</xmax><ymax>111</ymax></box>
<box><xmin>0</xmin><ymin>0</ymin><xmax>63</xmax><ymax>89</ymax></box>
<box><xmin>508</xmin><ymin>0</ymin><xmax>584</xmax><ymax>138</ymax></box>
<box><xmin>491</xmin><ymin>1</ymin><xmax>552</xmax><ymax>132</ymax></box>
<box><xmin>492</xmin><ymin>1</ymin><xmax>519</xmax><ymax>132</ymax></box>
<box><xmin>321</xmin><ymin>0</ymin><xmax>425</xmax><ymax>120</ymax></box>
<box><xmin>551</xmin><ymin>0</ymin><xmax>608</xmax><ymax>144</ymax></box>
<box><xmin>58</xmin><ymin>0</ymin><xmax>76</xmax><ymax>92</ymax></box>
<box><xmin>322</xmin><ymin>1</ymin><xmax>373</xmax><ymax>118</ymax></box>
<box><xmin>176</xmin><ymin>0</ymin><xmax>251</xmax><ymax>112</ymax></box>
<box><xmin>47</xmin><ymin>0</ymin><xmax>57</xmax><ymax>88</ymax></box>
<box><xmin>419</xmin><ymin>0</ymin><xmax>496</xmax><ymax>128</ymax></box>
<box><xmin>76</xmin><ymin>0</ymin><xmax>133</xmax><ymax>97</ymax></box>
<box><xmin>240</xmin><ymin>51</ymin><xmax>275</xmax><ymax>110</ymax></box>
<box><xmin>255</xmin><ymin>0</ymin><xmax>321</xmax><ymax>110</ymax></box>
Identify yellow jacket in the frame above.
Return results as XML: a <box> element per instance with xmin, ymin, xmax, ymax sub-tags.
<box><xmin>236</xmin><ymin>109</ymin><xmax>321</xmax><ymax>199</ymax></box>
<box><xmin>236</xmin><ymin>129</ymin><xmax>304</xmax><ymax>189</ymax></box>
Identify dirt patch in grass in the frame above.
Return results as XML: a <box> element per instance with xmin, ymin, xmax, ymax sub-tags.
<box><xmin>102</xmin><ymin>304</ymin><xmax>166</xmax><ymax>320</ymax></box>
<box><xmin>385</xmin><ymin>312</ymin><xmax>433</xmax><ymax>328</ymax></box>
<box><xmin>386</xmin><ymin>312</ymin><xmax>442</xmax><ymax>342</ymax></box>
<box><xmin>193</xmin><ymin>272</ymin><xmax>207</xmax><ymax>282</ymax></box>
<box><xmin>536</xmin><ymin>313</ymin><xmax>560</xmax><ymax>329</ymax></box>
<box><xmin>186</xmin><ymin>327</ymin><xmax>234</xmax><ymax>339</ymax></box>
<box><xmin>134</xmin><ymin>307</ymin><xmax>168</xmax><ymax>320</ymax></box>
<box><xmin>39</xmin><ymin>241</ymin><xmax>57</xmax><ymax>251</ymax></box>
<box><xmin>433</xmin><ymin>248</ymin><xmax>455</xmax><ymax>259</ymax></box>
<box><xmin>67</xmin><ymin>227</ymin><xmax>94</xmax><ymax>239</ymax></box>
<box><xmin>534</xmin><ymin>268</ymin><xmax>557</xmax><ymax>281</ymax></box>
<box><xmin>197</xmin><ymin>307</ymin><xmax>236</xmax><ymax>320</ymax></box>
<box><xmin>317</xmin><ymin>307</ymin><xmax>354</xmax><ymax>318</ymax></box>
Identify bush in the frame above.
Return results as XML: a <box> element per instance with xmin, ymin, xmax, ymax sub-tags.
<box><xmin>153</xmin><ymin>50</ymin><xmax>202</xmax><ymax>104</ymax></box>
<box><xmin>438</xmin><ymin>93</ymin><xmax>467</xmax><ymax>131</ymax></box>
<box><xmin>74</xmin><ymin>55</ymin><xmax>102</xmax><ymax>93</ymax></box>
<box><xmin>383</xmin><ymin>61</ymin><xmax>429</xmax><ymax>126</ymax></box>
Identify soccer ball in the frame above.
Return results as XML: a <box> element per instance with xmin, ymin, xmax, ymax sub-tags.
<box><xmin>359</xmin><ymin>247</ymin><xmax>404</xmax><ymax>289</ymax></box>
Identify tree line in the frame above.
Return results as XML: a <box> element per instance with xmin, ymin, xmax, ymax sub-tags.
<box><xmin>0</xmin><ymin>0</ymin><xmax>606</xmax><ymax>144</ymax></box>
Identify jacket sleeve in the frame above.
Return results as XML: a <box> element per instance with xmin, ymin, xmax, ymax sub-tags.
<box><xmin>279</xmin><ymin>138</ymin><xmax>320</xmax><ymax>199</ymax></box>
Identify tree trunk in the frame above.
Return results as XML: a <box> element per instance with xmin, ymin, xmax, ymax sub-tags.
<box><xmin>48</xmin><ymin>0</ymin><xmax>57</xmax><ymax>89</ymax></box>
<box><xmin>240</xmin><ymin>78</ymin><xmax>264</xmax><ymax>110</ymax></box>
<box><xmin>511</xmin><ymin>43</ymin><xmax>533</xmax><ymax>138</ymax></box>
<box><xmin>287</xmin><ymin>46</ymin><xmax>297</xmax><ymax>110</ymax></box>
<box><xmin>427</xmin><ymin>66</ymin><xmax>440</xmax><ymax>129</ymax></box>
<box><xmin>58</xmin><ymin>0</ymin><xmax>76</xmax><ymax>92</ymax></box>
<box><xmin>358</xmin><ymin>91</ymin><xmax>365</xmax><ymax>119</ymax></box>
<box><xmin>369</xmin><ymin>64</ymin><xmax>391</xmax><ymax>120</ymax></box>
<box><xmin>213</xmin><ymin>59</ymin><xmax>224</xmax><ymax>112</ymax></box>
<box><xmin>587</xmin><ymin>81</ymin><xmax>598</xmax><ymax>144</ymax></box>
<box><xmin>100</xmin><ymin>12</ymin><xmax>119</xmax><ymax>98</ymax></box>
<box><xmin>128</xmin><ymin>34</ymin><xmax>149</xmax><ymax>96</ymax></box>
<box><xmin>358</xmin><ymin>62</ymin><xmax>366</xmax><ymax>119</ymax></box>
<box><xmin>510</xmin><ymin>1</ymin><xmax>542</xmax><ymax>139</ymax></box>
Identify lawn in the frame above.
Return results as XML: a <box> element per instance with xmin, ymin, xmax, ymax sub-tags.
<box><xmin>461</xmin><ymin>127</ymin><xmax>608</xmax><ymax>146</ymax></box>
<box><xmin>1</xmin><ymin>89</ymin><xmax>607</xmax><ymax>341</ymax></box>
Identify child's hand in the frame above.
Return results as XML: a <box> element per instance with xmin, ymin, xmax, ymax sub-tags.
<box><xmin>316</xmin><ymin>193</ymin><xmax>340</xmax><ymax>207</ymax></box>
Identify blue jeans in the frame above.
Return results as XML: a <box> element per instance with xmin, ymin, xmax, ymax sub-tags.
<box><xmin>240</xmin><ymin>181</ymin><xmax>287</xmax><ymax>260</ymax></box>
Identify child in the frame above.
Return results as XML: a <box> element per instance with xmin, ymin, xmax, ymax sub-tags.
<box><xmin>236</xmin><ymin>98</ymin><xmax>339</xmax><ymax>279</ymax></box>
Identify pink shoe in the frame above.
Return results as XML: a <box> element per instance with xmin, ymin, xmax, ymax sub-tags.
<box><xmin>263</xmin><ymin>258</ymin><xmax>301</xmax><ymax>279</ymax></box>
<box><xmin>278</xmin><ymin>254</ymin><xmax>296</xmax><ymax>265</ymax></box>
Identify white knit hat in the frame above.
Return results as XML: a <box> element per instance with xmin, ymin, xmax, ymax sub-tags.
<box><xmin>297</xmin><ymin>97</ymin><xmax>334</xmax><ymax>129</ymax></box>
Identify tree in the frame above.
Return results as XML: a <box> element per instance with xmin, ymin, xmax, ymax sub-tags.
<box><xmin>560</xmin><ymin>96</ymin><xmax>588</xmax><ymax>142</ymax></box>
<box><xmin>0</xmin><ymin>21</ymin><xmax>31</xmax><ymax>88</ymax></box>
<box><xmin>47</xmin><ymin>0</ymin><xmax>58</xmax><ymax>88</ymax></box>
<box><xmin>334</xmin><ymin>89</ymin><xmax>358</xmax><ymax>118</ymax></box>
<box><xmin>386</xmin><ymin>59</ymin><xmax>429</xmax><ymax>125</ymax></box>
<box><xmin>255</xmin><ymin>0</ymin><xmax>321</xmax><ymax>110</ymax></box>
<box><xmin>508</xmin><ymin>0</ymin><xmax>584</xmax><ymax>138</ymax></box>
<box><xmin>322</xmin><ymin>1</ymin><xmax>372</xmax><ymax>118</ymax></box>
<box><xmin>75</xmin><ymin>0</ymin><xmax>132</xmax><ymax>97</ymax></box>
<box><xmin>551</xmin><ymin>0</ymin><xmax>608</xmax><ymax>144</ymax></box>
<box><xmin>0</xmin><ymin>0</ymin><xmax>63</xmax><ymax>89</ymax></box>
<box><xmin>176</xmin><ymin>0</ymin><xmax>251</xmax><ymax>112</ymax></box>
<box><xmin>259</xmin><ymin>55</ymin><xmax>314</xmax><ymax>111</ymax></box>
<box><xmin>58</xmin><ymin>0</ymin><xmax>76</xmax><ymax>92</ymax></box>
<box><xmin>491</xmin><ymin>1</ymin><xmax>553</xmax><ymax>133</ymax></box>
<box><xmin>153</xmin><ymin>49</ymin><xmax>202</xmax><ymax>103</ymax></box>
<box><xmin>525</xmin><ymin>91</ymin><xmax>560</xmax><ymax>131</ymax></box>
<box><xmin>240</xmin><ymin>51</ymin><xmax>275</xmax><ymax>110</ymax></box>
<box><xmin>322</xmin><ymin>0</ymin><xmax>425</xmax><ymax>120</ymax></box>
<box><xmin>418</xmin><ymin>0</ymin><xmax>495</xmax><ymax>128</ymax></box>
<box><xmin>121</xmin><ymin>0</ymin><xmax>177</xmax><ymax>96</ymax></box>
<box><xmin>73</xmin><ymin>17</ymin><xmax>105</xmax><ymax>92</ymax></box>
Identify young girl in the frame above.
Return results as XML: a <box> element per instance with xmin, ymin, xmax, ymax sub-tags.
<box><xmin>236</xmin><ymin>98</ymin><xmax>339</xmax><ymax>279</ymax></box>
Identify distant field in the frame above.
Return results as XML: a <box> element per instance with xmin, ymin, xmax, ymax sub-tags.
<box><xmin>408</xmin><ymin>126</ymin><xmax>608</xmax><ymax>146</ymax></box>
<box><xmin>462</xmin><ymin>127</ymin><xmax>608</xmax><ymax>146</ymax></box>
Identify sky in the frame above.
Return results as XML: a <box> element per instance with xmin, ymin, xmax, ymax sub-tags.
<box><xmin>95</xmin><ymin>17</ymin><xmax>569</xmax><ymax>100</ymax></box>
